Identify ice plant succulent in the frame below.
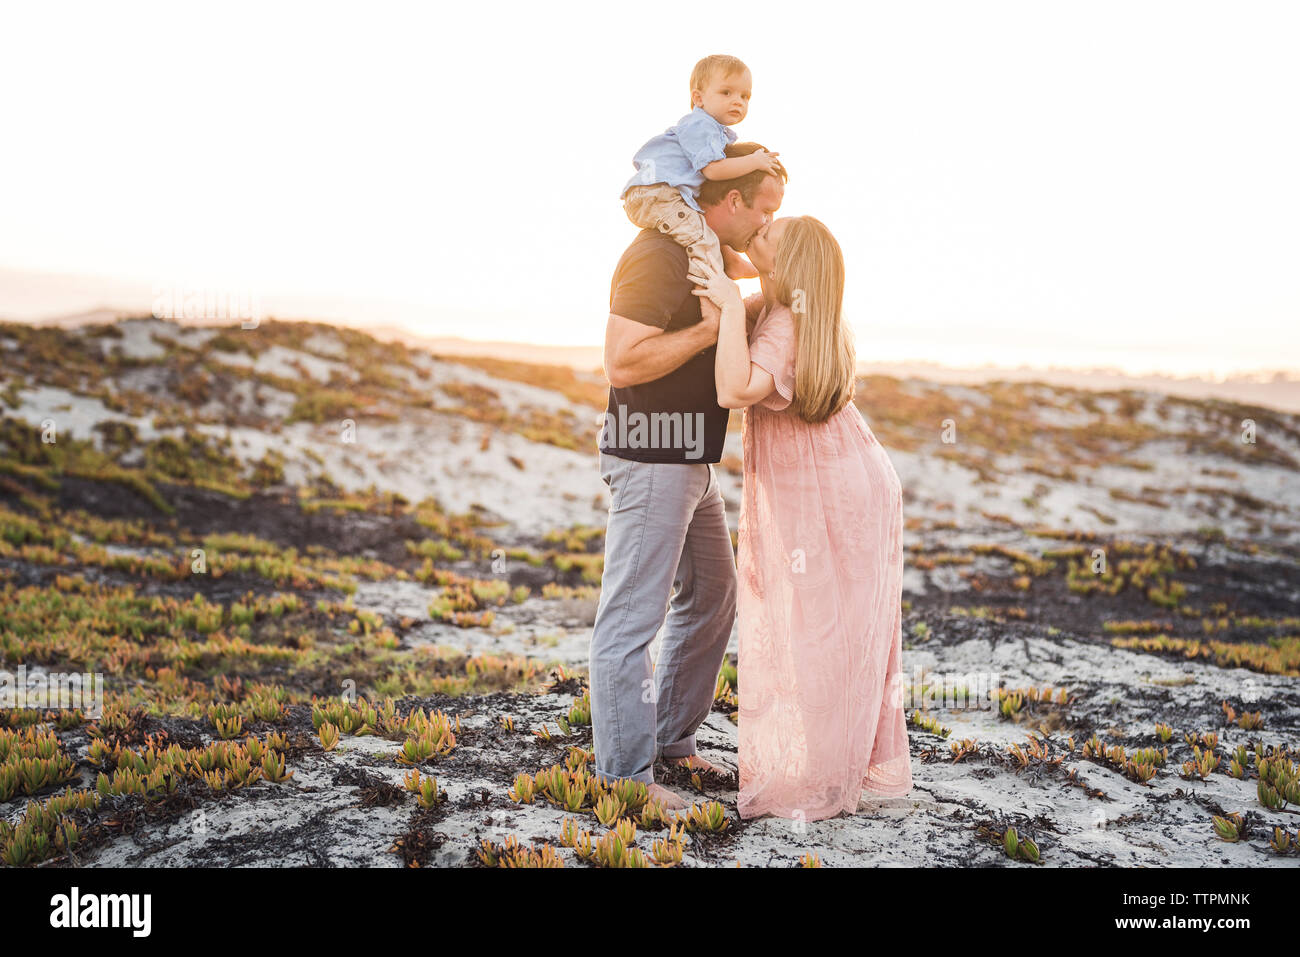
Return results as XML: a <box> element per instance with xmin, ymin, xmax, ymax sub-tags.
<box><xmin>564</xmin><ymin>747</ymin><xmax>592</xmax><ymax>773</ymax></box>
<box><xmin>594</xmin><ymin>793</ymin><xmax>627</xmax><ymax>827</ymax></box>
<box><xmin>557</xmin><ymin>817</ymin><xmax>587</xmax><ymax>848</ymax></box>
<box><xmin>684</xmin><ymin>800</ymin><xmax>729</xmax><ymax>833</ymax></box>
<box><xmin>416</xmin><ymin>776</ymin><xmax>443</xmax><ymax>809</ymax></box>
<box><xmin>593</xmin><ymin>829</ymin><xmax>648</xmax><ymax>868</ymax></box>
<box><xmin>652</xmin><ymin>835</ymin><xmax>684</xmax><ymax>866</ymax></box>
<box><xmin>478</xmin><ymin>835</ymin><xmax>564</xmax><ymax>868</ymax></box>
<box><xmin>908</xmin><ymin>711</ymin><xmax>951</xmax><ymax>737</ymax></box>
<box><xmin>997</xmin><ymin>690</ymin><xmax>1024</xmax><ymax>718</ymax></box>
<box><xmin>608</xmin><ymin>777</ymin><xmax>648</xmax><ymax>812</ymax></box>
<box><xmin>395</xmin><ymin>709</ymin><xmax>457</xmax><ymax>765</ymax></box>
<box><xmin>1002</xmin><ymin>826</ymin><xmax>1041</xmax><ymax>863</ymax></box>
<box><xmin>639</xmin><ymin>797</ymin><xmax>668</xmax><ymax>829</ymax></box>
<box><xmin>949</xmin><ymin>738</ymin><xmax>978</xmax><ymax>762</ymax></box>
<box><xmin>260</xmin><ymin>750</ymin><xmax>293</xmax><ymax>783</ymax></box>
<box><xmin>1268</xmin><ymin>827</ymin><xmax>1295</xmax><ymax>854</ymax></box>
<box><xmin>567</xmin><ymin>691</ymin><xmax>592</xmax><ymax>726</ymax></box>
<box><xmin>1212</xmin><ymin>814</ymin><xmax>1240</xmax><ymax>842</ymax></box>
<box><xmin>1180</xmin><ymin>745</ymin><xmax>1221</xmax><ymax>781</ymax></box>
<box><xmin>1257</xmin><ymin>755</ymin><xmax>1298</xmax><ymax>811</ymax></box>
<box><xmin>509</xmin><ymin>772</ymin><xmax>536</xmax><ymax>804</ymax></box>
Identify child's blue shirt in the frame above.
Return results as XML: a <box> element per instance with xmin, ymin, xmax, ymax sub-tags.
<box><xmin>621</xmin><ymin>107</ymin><xmax>739</xmax><ymax>213</ymax></box>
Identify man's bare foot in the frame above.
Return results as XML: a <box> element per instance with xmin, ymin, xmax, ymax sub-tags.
<box><xmin>646</xmin><ymin>781</ymin><xmax>688</xmax><ymax>810</ymax></box>
<box><xmin>722</xmin><ymin>244</ymin><xmax>759</xmax><ymax>279</ymax></box>
<box><xmin>667</xmin><ymin>754</ymin><xmax>732</xmax><ymax>777</ymax></box>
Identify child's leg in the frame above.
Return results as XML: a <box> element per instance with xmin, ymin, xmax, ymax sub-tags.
<box><xmin>623</xmin><ymin>186</ymin><xmax>753</xmax><ymax>282</ymax></box>
<box><xmin>679</xmin><ymin>218</ymin><xmax>759</xmax><ymax>282</ymax></box>
<box><xmin>622</xmin><ymin>186</ymin><xmax>727</xmax><ymax>279</ymax></box>
<box><xmin>686</xmin><ymin>224</ymin><xmax>726</xmax><ymax>282</ymax></box>
<box><xmin>624</xmin><ymin>186</ymin><xmax>710</xmax><ymax>254</ymax></box>
<box><xmin>623</xmin><ymin>184</ymin><xmax>696</xmax><ymax>235</ymax></box>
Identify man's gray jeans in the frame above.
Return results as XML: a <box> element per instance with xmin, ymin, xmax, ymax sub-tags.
<box><xmin>590</xmin><ymin>450</ymin><xmax>738</xmax><ymax>786</ymax></box>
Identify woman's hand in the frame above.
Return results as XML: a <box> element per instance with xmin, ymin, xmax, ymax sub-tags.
<box><xmin>688</xmin><ymin>257</ymin><xmax>744</xmax><ymax>313</ymax></box>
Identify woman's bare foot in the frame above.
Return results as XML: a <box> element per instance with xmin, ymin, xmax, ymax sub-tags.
<box><xmin>647</xmin><ymin>782</ymin><xmax>688</xmax><ymax>810</ymax></box>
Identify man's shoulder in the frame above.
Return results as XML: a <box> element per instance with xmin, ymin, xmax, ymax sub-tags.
<box><xmin>616</xmin><ymin>229</ymin><xmax>690</xmax><ymax>277</ymax></box>
<box><xmin>609</xmin><ymin>230</ymin><xmax>696</xmax><ymax>322</ymax></box>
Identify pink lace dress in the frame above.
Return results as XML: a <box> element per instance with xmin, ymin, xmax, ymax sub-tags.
<box><xmin>736</xmin><ymin>299</ymin><xmax>913</xmax><ymax>821</ymax></box>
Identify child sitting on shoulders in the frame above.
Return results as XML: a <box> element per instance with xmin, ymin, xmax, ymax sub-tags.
<box><xmin>621</xmin><ymin>53</ymin><xmax>781</xmax><ymax>280</ymax></box>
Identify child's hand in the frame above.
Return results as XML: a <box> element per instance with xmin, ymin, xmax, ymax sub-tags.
<box><xmin>751</xmin><ymin>150</ymin><xmax>781</xmax><ymax>174</ymax></box>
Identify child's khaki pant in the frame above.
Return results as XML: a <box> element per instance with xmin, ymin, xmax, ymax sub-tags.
<box><xmin>623</xmin><ymin>184</ymin><xmax>726</xmax><ymax>278</ymax></box>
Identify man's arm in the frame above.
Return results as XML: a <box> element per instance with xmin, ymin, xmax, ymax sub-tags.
<box><xmin>604</xmin><ymin>312</ymin><xmax>716</xmax><ymax>389</ymax></box>
<box><xmin>604</xmin><ymin>240</ymin><xmax>718</xmax><ymax>389</ymax></box>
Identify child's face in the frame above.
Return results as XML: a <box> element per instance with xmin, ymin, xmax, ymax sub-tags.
<box><xmin>693</xmin><ymin>69</ymin><xmax>752</xmax><ymax>126</ymax></box>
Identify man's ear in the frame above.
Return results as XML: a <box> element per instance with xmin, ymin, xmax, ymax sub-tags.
<box><xmin>728</xmin><ymin>189</ymin><xmax>743</xmax><ymax>213</ymax></box>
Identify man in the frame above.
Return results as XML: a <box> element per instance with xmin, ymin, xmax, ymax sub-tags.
<box><xmin>592</xmin><ymin>142</ymin><xmax>787</xmax><ymax>810</ymax></box>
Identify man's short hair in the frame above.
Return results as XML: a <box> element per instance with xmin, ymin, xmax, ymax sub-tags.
<box><xmin>698</xmin><ymin>142</ymin><xmax>789</xmax><ymax>209</ymax></box>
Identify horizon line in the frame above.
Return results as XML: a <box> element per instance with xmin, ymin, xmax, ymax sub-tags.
<box><xmin>11</xmin><ymin>307</ymin><xmax>1299</xmax><ymax>386</ymax></box>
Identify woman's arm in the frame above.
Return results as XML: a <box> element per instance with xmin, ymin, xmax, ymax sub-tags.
<box><xmin>742</xmin><ymin>292</ymin><xmax>764</xmax><ymax>337</ymax></box>
<box><xmin>691</xmin><ymin>272</ymin><xmax>775</xmax><ymax>409</ymax></box>
<box><xmin>709</xmin><ymin>298</ymin><xmax>775</xmax><ymax>409</ymax></box>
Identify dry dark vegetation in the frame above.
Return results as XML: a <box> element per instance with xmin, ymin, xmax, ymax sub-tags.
<box><xmin>1</xmin><ymin>316</ymin><xmax>1298</xmax><ymax>867</ymax></box>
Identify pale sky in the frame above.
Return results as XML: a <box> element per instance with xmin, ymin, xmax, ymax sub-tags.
<box><xmin>1</xmin><ymin>0</ymin><xmax>1297</xmax><ymax>376</ymax></box>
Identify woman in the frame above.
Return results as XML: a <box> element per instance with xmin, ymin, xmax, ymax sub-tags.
<box><xmin>690</xmin><ymin>215</ymin><xmax>913</xmax><ymax>821</ymax></box>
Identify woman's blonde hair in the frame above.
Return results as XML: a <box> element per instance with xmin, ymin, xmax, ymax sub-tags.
<box><xmin>770</xmin><ymin>216</ymin><xmax>856</xmax><ymax>424</ymax></box>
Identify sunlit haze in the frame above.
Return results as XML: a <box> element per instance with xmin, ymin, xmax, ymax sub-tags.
<box><xmin>1</xmin><ymin>0</ymin><xmax>1297</xmax><ymax>378</ymax></box>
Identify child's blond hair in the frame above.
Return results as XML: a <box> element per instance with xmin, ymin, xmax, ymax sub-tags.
<box><xmin>689</xmin><ymin>54</ymin><xmax>751</xmax><ymax>109</ymax></box>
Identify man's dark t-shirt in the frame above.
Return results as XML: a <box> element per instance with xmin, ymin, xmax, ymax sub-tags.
<box><xmin>599</xmin><ymin>229</ymin><xmax>730</xmax><ymax>464</ymax></box>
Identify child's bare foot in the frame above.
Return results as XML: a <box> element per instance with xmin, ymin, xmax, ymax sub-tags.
<box><xmin>722</xmin><ymin>244</ymin><xmax>759</xmax><ymax>279</ymax></box>
<box><xmin>647</xmin><ymin>781</ymin><xmax>689</xmax><ymax>810</ymax></box>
